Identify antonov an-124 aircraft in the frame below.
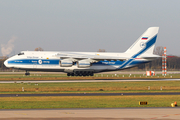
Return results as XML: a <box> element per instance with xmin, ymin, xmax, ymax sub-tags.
<box><xmin>4</xmin><ymin>27</ymin><xmax>160</xmax><ymax>76</ymax></box>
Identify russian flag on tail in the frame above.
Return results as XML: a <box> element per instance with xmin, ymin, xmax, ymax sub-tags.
<box><xmin>141</xmin><ymin>37</ymin><xmax>148</xmax><ymax>40</ymax></box>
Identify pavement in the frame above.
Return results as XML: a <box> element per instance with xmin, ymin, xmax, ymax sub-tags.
<box><xmin>0</xmin><ymin>92</ymin><xmax>180</xmax><ymax>97</ymax></box>
<box><xmin>0</xmin><ymin>108</ymin><xmax>180</xmax><ymax>120</ymax></box>
<box><xmin>0</xmin><ymin>78</ymin><xmax>180</xmax><ymax>84</ymax></box>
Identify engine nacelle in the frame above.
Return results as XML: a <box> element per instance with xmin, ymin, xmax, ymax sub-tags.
<box><xmin>77</xmin><ymin>60</ymin><xmax>91</xmax><ymax>68</ymax></box>
<box><xmin>60</xmin><ymin>59</ymin><xmax>73</xmax><ymax>67</ymax></box>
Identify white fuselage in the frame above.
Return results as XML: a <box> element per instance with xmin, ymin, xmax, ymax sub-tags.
<box><xmin>4</xmin><ymin>51</ymin><xmax>151</xmax><ymax>73</ymax></box>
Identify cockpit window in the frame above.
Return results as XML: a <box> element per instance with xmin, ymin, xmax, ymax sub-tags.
<box><xmin>18</xmin><ymin>52</ymin><xmax>24</xmax><ymax>56</ymax></box>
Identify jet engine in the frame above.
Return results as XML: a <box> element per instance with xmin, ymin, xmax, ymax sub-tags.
<box><xmin>77</xmin><ymin>60</ymin><xmax>91</xmax><ymax>68</ymax></box>
<box><xmin>60</xmin><ymin>59</ymin><xmax>73</xmax><ymax>67</ymax></box>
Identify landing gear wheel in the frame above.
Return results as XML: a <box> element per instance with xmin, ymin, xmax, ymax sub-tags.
<box><xmin>25</xmin><ymin>71</ymin><xmax>30</xmax><ymax>76</ymax></box>
<box><xmin>90</xmin><ymin>72</ymin><xmax>94</xmax><ymax>76</ymax></box>
<box><xmin>74</xmin><ymin>71</ymin><xmax>94</xmax><ymax>76</ymax></box>
<box><xmin>70</xmin><ymin>73</ymin><xmax>74</xmax><ymax>76</ymax></box>
<box><xmin>67</xmin><ymin>73</ymin><xmax>70</xmax><ymax>76</ymax></box>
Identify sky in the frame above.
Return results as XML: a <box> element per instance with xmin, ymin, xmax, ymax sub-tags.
<box><xmin>0</xmin><ymin>0</ymin><xmax>180</xmax><ymax>56</ymax></box>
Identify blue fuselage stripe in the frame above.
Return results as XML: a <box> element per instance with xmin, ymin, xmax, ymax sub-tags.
<box><xmin>8</xmin><ymin>59</ymin><xmax>147</xmax><ymax>67</ymax></box>
<box><xmin>8</xmin><ymin>59</ymin><xmax>59</xmax><ymax>65</ymax></box>
<box><xmin>119</xmin><ymin>34</ymin><xmax>157</xmax><ymax>69</ymax></box>
<box><xmin>132</xmin><ymin>35</ymin><xmax>157</xmax><ymax>58</ymax></box>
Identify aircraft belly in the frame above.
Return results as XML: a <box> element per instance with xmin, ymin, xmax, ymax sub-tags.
<box><xmin>7</xmin><ymin>58</ymin><xmax>149</xmax><ymax>72</ymax></box>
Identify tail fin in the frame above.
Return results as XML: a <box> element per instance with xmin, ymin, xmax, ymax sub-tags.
<box><xmin>125</xmin><ymin>27</ymin><xmax>159</xmax><ymax>57</ymax></box>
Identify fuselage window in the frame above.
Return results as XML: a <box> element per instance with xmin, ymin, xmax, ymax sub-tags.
<box><xmin>18</xmin><ymin>53</ymin><xmax>24</xmax><ymax>56</ymax></box>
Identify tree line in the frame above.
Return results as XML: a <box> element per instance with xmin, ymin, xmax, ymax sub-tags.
<box><xmin>136</xmin><ymin>56</ymin><xmax>180</xmax><ymax>71</ymax></box>
<box><xmin>0</xmin><ymin>57</ymin><xmax>8</xmax><ymax>71</ymax></box>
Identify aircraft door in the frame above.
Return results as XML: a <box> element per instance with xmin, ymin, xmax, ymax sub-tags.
<box><xmin>33</xmin><ymin>63</ymin><xmax>37</xmax><ymax>68</ymax></box>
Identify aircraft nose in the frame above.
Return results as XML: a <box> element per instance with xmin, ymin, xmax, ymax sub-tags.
<box><xmin>4</xmin><ymin>59</ymin><xmax>8</xmax><ymax>67</ymax></box>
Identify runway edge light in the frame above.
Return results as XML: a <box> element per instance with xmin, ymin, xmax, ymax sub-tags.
<box><xmin>171</xmin><ymin>103</ymin><xmax>175</xmax><ymax>107</ymax></box>
<box><xmin>171</xmin><ymin>101</ymin><xmax>177</xmax><ymax>107</ymax></box>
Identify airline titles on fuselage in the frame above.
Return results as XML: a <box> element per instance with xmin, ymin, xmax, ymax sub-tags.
<box><xmin>27</xmin><ymin>56</ymin><xmax>39</xmax><ymax>59</ymax></box>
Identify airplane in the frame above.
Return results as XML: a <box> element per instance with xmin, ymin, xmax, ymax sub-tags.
<box><xmin>4</xmin><ymin>27</ymin><xmax>160</xmax><ymax>76</ymax></box>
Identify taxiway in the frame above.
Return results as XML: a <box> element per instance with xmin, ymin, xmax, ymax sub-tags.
<box><xmin>0</xmin><ymin>78</ymin><xmax>180</xmax><ymax>84</ymax></box>
<box><xmin>0</xmin><ymin>92</ymin><xmax>180</xmax><ymax>97</ymax></box>
<box><xmin>0</xmin><ymin>108</ymin><xmax>180</xmax><ymax>120</ymax></box>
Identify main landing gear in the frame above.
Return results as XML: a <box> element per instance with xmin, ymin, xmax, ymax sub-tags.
<box><xmin>67</xmin><ymin>71</ymin><xmax>94</xmax><ymax>77</ymax></box>
<box><xmin>25</xmin><ymin>71</ymin><xmax>30</xmax><ymax>76</ymax></box>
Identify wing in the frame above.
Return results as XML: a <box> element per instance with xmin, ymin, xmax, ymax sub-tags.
<box><xmin>53</xmin><ymin>52</ymin><xmax>128</xmax><ymax>62</ymax></box>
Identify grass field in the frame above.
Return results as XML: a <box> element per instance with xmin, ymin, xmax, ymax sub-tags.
<box><xmin>0</xmin><ymin>95</ymin><xmax>179</xmax><ymax>109</ymax></box>
<box><xmin>0</xmin><ymin>73</ymin><xmax>178</xmax><ymax>80</ymax></box>
<box><xmin>0</xmin><ymin>73</ymin><xmax>180</xmax><ymax>109</ymax></box>
<box><xmin>0</xmin><ymin>81</ymin><xmax>180</xmax><ymax>94</ymax></box>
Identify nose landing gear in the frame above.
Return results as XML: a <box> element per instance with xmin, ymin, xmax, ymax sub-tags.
<box><xmin>25</xmin><ymin>71</ymin><xmax>30</xmax><ymax>76</ymax></box>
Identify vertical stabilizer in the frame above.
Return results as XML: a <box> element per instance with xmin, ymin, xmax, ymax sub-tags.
<box><xmin>125</xmin><ymin>27</ymin><xmax>159</xmax><ymax>56</ymax></box>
